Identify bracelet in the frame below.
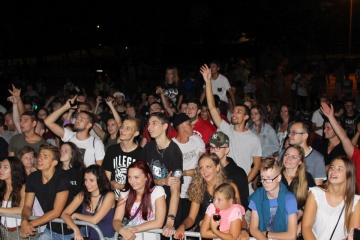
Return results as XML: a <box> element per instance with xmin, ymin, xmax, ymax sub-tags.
<box><xmin>241</xmin><ymin>227</ymin><xmax>248</xmax><ymax>232</ymax></box>
<box><xmin>266</xmin><ymin>231</ymin><xmax>269</xmax><ymax>238</ymax></box>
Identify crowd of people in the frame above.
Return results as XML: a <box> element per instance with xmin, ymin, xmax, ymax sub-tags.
<box><xmin>0</xmin><ymin>59</ymin><xmax>360</xmax><ymax>240</ymax></box>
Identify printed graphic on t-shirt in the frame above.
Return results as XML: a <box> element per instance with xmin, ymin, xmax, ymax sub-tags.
<box><xmin>163</xmin><ymin>88</ymin><xmax>179</xmax><ymax>105</ymax></box>
<box><xmin>78</xmin><ymin>148</ymin><xmax>86</xmax><ymax>161</ymax></box>
<box><xmin>149</xmin><ymin>159</ymin><xmax>168</xmax><ymax>179</ymax></box>
<box><xmin>183</xmin><ymin>150</ymin><xmax>197</xmax><ymax>163</ymax></box>
<box><xmin>113</xmin><ymin>155</ymin><xmax>137</xmax><ymax>184</ymax></box>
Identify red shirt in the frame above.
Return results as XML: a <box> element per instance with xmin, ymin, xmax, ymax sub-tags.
<box><xmin>351</xmin><ymin>147</ymin><xmax>360</xmax><ymax>193</ymax></box>
<box><xmin>192</xmin><ymin>117</ymin><xmax>216</xmax><ymax>144</ymax></box>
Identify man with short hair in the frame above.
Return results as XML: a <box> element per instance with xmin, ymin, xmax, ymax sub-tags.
<box><xmin>201</xmin><ymin>64</ymin><xmax>262</xmax><ymax>187</ymax></box>
<box><xmin>288</xmin><ymin>122</ymin><xmax>326</xmax><ymax>185</ymax></box>
<box><xmin>200</xmin><ymin>60</ymin><xmax>235</xmax><ymax>116</ymax></box>
<box><xmin>3</xmin><ymin>111</ymin><xmax>18</xmax><ymax>142</ymax></box>
<box><xmin>140</xmin><ymin>102</ymin><xmax>177</xmax><ymax>147</ymax></box>
<box><xmin>310</xmin><ymin>95</ymin><xmax>328</xmax><ymax>151</ymax></box>
<box><xmin>249</xmin><ymin>158</ymin><xmax>298</xmax><ymax>240</ymax></box>
<box><xmin>20</xmin><ymin>143</ymin><xmax>72</xmax><ymax>239</ymax></box>
<box><xmin>186</xmin><ymin>98</ymin><xmax>216</xmax><ymax>144</ymax></box>
<box><xmin>102</xmin><ymin>117</ymin><xmax>143</xmax><ymax>200</ymax></box>
<box><xmin>172</xmin><ymin>113</ymin><xmax>205</xmax><ymax>222</ymax></box>
<box><xmin>45</xmin><ymin>96</ymin><xmax>105</xmax><ymax>166</ymax></box>
<box><xmin>141</xmin><ymin>112</ymin><xmax>182</xmax><ymax>238</ymax></box>
<box><xmin>8</xmin><ymin>111</ymin><xmax>46</xmax><ymax>157</ymax></box>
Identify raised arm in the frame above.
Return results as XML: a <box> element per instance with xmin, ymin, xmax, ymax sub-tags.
<box><xmin>351</xmin><ymin>122</ymin><xmax>360</xmax><ymax>147</ymax></box>
<box><xmin>45</xmin><ymin>96</ymin><xmax>77</xmax><ymax>138</ymax></box>
<box><xmin>200</xmin><ymin>64</ymin><xmax>222</xmax><ymax>128</ymax></box>
<box><xmin>156</xmin><ymin>87</ymin><xmax>174</xmax><ymax>117</ymax></box>
<box><xmin>7</xmin><ymin>96</ymin><xmax>21</xmax><ymax>133</ymax></box>
<box><xmin>106</xmin><ymin>97</ymin><xmax>122</xmax><ymax>127</ymax></box>
<box><xmin>320</xmin><ymin>102</ymin><xmax>355</xmax><ymax>157</ymax></box>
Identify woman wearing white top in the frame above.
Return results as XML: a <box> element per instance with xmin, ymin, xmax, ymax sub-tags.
<box><xmin>113</xmin><ymin>160</ymin><xmax>166</xmax><ymax>240</ymax></box>
<box><xmin>0</xmin><ymin>157</ymin><xmax>29</xmax><ymax>239</ymax></box>
<box><xmin>302</xmin><ymin>156</ymin><xmax>360</xmax><ymax>239</ymax></box>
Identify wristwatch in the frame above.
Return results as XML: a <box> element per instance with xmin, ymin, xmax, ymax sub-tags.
<box><xmin>167</xmin><ymin>214</ymin><xmax>176</xmax><ymax>220</ymax></box>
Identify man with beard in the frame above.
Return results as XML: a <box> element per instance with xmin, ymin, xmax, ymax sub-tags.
<box><xmin>200</xmin><ymin>64</ymin><xmax>262</xmax><ymax>193</ymax></box>
<box><xmin>45</xmin><ymin>96</ymin><xmax>105</xmax><ymax>166</ymax></box>
<box><xmin>102</xmin><ymin>117</ymin><xmax>143</xmax><ymax>200</ymax></box>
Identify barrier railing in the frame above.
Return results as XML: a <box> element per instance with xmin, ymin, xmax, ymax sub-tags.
<box><xmin>0</xmin><ymin>213</ymin><xmax>105</xmax><ymax>240</ymax></box>
<box><xmin>114</xmin><ymin>229</ymin><xmax>202</xmax><ymax>240</ymax></box>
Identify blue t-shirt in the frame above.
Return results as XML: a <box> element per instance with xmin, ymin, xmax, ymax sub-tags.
<box><xmin>249</xmin><ymin>194</ymin><xmax>298</xmax><ymax>231</ymax></box>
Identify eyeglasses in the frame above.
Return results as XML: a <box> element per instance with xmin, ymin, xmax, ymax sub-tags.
<box><xmin>260</xmin><ymin>174</ymin><xmax>280</xmax><ymax>183</ymax></box>
<box><xmin>283</xmin><ymin>153</ymin><xmax>301</xmax><ymax>161</ymax></box>
<box><xmin>208</xmin><ymin>146</ymin><xmax>227</xmax><ymax>152</ymax></box>
<box><xmin>288</xmin><ymin>131</ymin><xmax>305</xmax><ymax>136</ymax></box>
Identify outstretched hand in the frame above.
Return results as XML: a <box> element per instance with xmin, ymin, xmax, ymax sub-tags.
<box><xmin>320</xmin><ymin>102</ymin><xmax>333</xmax><ymax>118</ymax></box>
<box><xmin>200</xmin><ymin>64</ymin><xmax>211</xmax><ymax>83</ymax></box>
<box><xmin>8</xmin><ymin>84</ymin><xmax>21</xmax><ymax>97</ymax></box>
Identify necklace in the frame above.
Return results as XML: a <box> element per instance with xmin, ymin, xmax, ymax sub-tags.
<box><xmin>91</xmin><ymin>193</ymin><xmax>101</xmax><ymax>198</ymax></box>
<box><xmin>156</xmin><ymin>142</ymin><xmax>169</xmax><ymax>158</ymax></box>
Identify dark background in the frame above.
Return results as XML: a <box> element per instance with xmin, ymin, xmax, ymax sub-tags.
<box><xmin>0</xmin><ymin>0</ymin><xmax>359</xmax><ymax>98</ymax></box>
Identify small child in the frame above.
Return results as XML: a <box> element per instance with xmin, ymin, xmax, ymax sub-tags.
<box><xmin>200</xmin><ymin>183</ymin><xmax>245</xmax><ymax>240</ymax></box>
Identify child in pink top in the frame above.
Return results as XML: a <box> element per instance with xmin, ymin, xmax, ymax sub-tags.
<box><xmin>201</xmin><ymin>183</ymin><xmax>245</xmax><ymax>240</ymax></box>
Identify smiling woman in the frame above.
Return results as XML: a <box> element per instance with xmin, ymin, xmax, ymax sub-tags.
<box><xmin>302</xmin><ymin>156</ymin><xmax>360</xmax><ymax>240</ymax></box>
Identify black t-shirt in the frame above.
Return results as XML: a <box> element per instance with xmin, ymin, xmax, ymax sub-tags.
<box><xmin>26</xmin><ymin>169</ymin><xmax>72</xmax><ymax>234</ymax></box>
<box><xmin>142</xmin><ymin>140</ymin><xmax>183</xmax><ymax>226</ymax></box>
<box><xmin>320</xmin><ymin>141</ymin><xmax>346</xmax><ymax>166</ymax></box>
<box><xmin>162</xmin><ymin>83</ymin><xmax>184</xmax><ymax>106</ymax></box>
<box><xmin>223</xmin><ymin>157</ymin><xmax>249</xmax><ymax>210</ymax></box>
<box><xmin>342</xmin><ymin>113</ymin><xmax>360</xmax><ymax>139</ymax></box>
<box><xmin>103</xmin><ymin>144</ymin><xmax>143</xmax><ymax>198</ymax></box>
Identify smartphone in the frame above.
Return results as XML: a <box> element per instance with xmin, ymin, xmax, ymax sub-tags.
<box><xmin>354</xmin><ymin>228</ymin><xmax>360</xmax><ymax>239</ymax></box>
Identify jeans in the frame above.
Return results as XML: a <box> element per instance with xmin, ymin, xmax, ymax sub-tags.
<box><xmin>38</xmin><ymin>228</ymin><xmax>74</xmax><ymax>240</ymax></box>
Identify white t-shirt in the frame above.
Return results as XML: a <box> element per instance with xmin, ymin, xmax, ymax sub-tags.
<box><xmin>211</xmin><ymin>74</ymin><xmax>231</xmax><ymax>102</ymax></box>
<box><xmin>172</xmin><ymin>135</ymin><xmax>205</xmax><ymax>198</ymax></box>
<box><xmin>311</xmin><ymin>109</ymin><xmax>324</xmax><ymax>136</ymax></box>
<box><xmin>120</xmin><ymin>186</ymin><xmax>166</xmax><ymax>240</ymax></box>
<box><xmin>220</xmin><ymin>121</ymin><xmax>262</xmax><ymax>175</ymax></box>
<box><xmin>310</xmin><ymin>187</ymin><xmax>360</xmax><ymax>239</ymax></box>
<box><xmin>62</xmin><ymin>128</ymin><xmax>105</xmax><ymax>166</ymax></box>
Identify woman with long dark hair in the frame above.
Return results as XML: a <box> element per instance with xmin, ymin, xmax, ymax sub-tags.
<box><xmin>302</xmin><ymin>156</ymin><xmax>360</xmax><ymax>239</ymax></box>
<box><xmin>0</xmin><ymin>157</ymin><xmax>28</xmax><ymax>239</ymax></box>
<box><xmin>275</xmin><ymin>105</ymin><xmax>294</xmax><ymax>150</ymax></box>
<box><xmin>59</xmin><ymin>142</ymin><xmax>85</xmax><ymax>198</ymax></box>
<box><xmin>61</xmin><ymin>165</ymin><xmax>115</xmax><ymax>240</ymax></box>
<box><xmin>113</xmin><ymin>160</ymin><xmax>166</xmax><ymax>240</ymax></box>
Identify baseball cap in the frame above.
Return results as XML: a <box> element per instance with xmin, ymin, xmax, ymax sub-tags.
<box><xmin>208</xmin><ymin>131</ymin><xmax>229</xmax><ymax>147</ymax></box>
<box><xmin>173</xmin><ymin>113</ymin><xmax>190</xmax><ymax>128</ymax></box>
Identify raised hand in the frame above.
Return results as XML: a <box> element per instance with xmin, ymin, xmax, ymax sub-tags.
<box><xmin>200</xmin><ymin>64</ymin><xmax>211</xmax><ymax>83</ymax></box>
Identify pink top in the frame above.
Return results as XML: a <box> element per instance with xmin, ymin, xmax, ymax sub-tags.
<box><xmin>206</xmin><ymin>203</ymin><xmax>244</xmax><ymax>233</ymax></box>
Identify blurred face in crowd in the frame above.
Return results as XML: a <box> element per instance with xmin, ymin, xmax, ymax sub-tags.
<box><xmin>231</xmin><ymin>106</ymin><xmax>248</xmax><ymax>126</ymax></box>
<box><xmin>74</xmin><ymin>112</ymin><xmax>91</xmax><ymax>132</ymax></box>
<box><xmin>288</xmin><ymin>122</ymin><xmax>307</xmax><ymax>146</ymax></box>
<box><xmin>148</xmin><ymin>116</ymin><xmax>167</xmax><ymax>139</ymax></box>
<box><xmin>186</xmin><ymin>103</ymin><xmax>200</xmax><ymax>119</ymax></box>
<box><xmin>120</xmin><ymin>119</ymin><xmax>139</xmax><ymax>142</ymax></box>
<box><xmin>107</xmin><ymin>119</ymin><xmax>119</xmax><ymax>136</ymax></box>
<box><xmin>37</xmin><ymin>109</ymin><xmax>48</xmax><ymax>120</ymax></box>
<box><xmin>20</xmin><ymin>115</ymin><xmax>36</xmax><ymax>133</ymax></box>
<box><xmin>21</xmin><ymin>152</ymin><xmax>35</xmax><ymax>170</ymax></box>
<box><xmin>149</xmin><ymin>103</ymin><xmax>163</xmax><ymax>114</ymax></box>
<box><xmin>4</xmin><ymin>113</ymin><xmax>16</xmax><ymax>131</ymax></box>
<box><xmin>200</xmin><ymin>106</ymin><xmax>210</xmax><ymax>120</ymax></box>
<box><xmin>210</xmin><ymin>63</ymin><xmax>220</xmax><ymax>75</ymax></box>
<box><xmin>280</xmin><ymin>106</ymin><xmax>289</xmax><ymax>120</ymax></box>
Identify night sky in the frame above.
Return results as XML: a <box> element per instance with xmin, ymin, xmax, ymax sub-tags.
<box><xmin>1</xmin><ymin>0</ymin><xmax>358</xmax><ymax>60</ymax></box>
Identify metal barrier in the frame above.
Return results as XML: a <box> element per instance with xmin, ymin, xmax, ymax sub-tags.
<box><xmin>0</xmin><ymin>213</ymin><xmax>105</xmax><ymax>240</ymax></box>
<box><xmin>114</xmin><ymin>229</ymin><xmax>202</xmax><ymax>240</ymax></box>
